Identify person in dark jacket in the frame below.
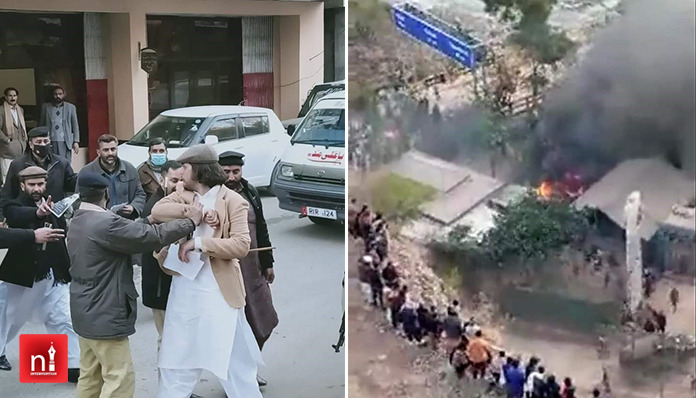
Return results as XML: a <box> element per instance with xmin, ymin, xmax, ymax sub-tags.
<box><xmin>0</xmin><ymin>225</ymin><xmax>63</xmax><ymax>371</ymax></box>
<box><xmin>0</xmin><ymin>166</ymin><xmax>79</xmax><ymax>380</ymax></box>
<box><xmin>67</xmin><ymin>171</ymin><xmax>201</xmax><ymax>398</ymax></box>
<box><xmin>140</xmin><ymin>160</ymin><xmax>184</xmax><ymax>351</ymax></box>
<box><xmin>219</xmin><ymin>150</ymin><xmax>278</xmax><ymax>387</ymax></box>
<box><xmin>0</xmin><ymin>225</ymin><xmax>64</xmax><ymax>248</ymax></box>
<box><xmin>0</xmin><ymin>126</ymin><xmax>76</xmax><ymax>222</ymax></box>
<box><xmin>79</xmin><ymin>134</ymin><xmax>145</xmax><ymax>219</ymax></box>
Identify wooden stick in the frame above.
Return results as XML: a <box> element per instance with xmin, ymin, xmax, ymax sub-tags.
<box><xmin>248</xmin><ymin>246</ymin><xmax>276</xmax><ymax>252</ymax></box>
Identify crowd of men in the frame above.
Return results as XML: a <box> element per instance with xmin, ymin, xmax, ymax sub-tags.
<box><xmin>0</xmin><ymin>96</ymin><xmax>279</xmax><ymax>398</ymax></box>
<box><xmin>349</xmin><ymin>199</ymin><xmax>617</xmax><ymax>398</ymax></box>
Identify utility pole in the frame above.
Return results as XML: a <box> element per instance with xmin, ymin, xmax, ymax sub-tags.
<box><xmin>624</xmin><ymin>191</ymin><xmax>643</xmax><ymax>317</ymax></box>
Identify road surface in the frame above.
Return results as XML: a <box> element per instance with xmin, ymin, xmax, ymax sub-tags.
<box><xmin>0</xmin><ymin>195</ymin><xmax>345</xmax><ymax>397</ymax></box>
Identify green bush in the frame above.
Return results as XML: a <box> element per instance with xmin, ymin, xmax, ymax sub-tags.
<box><xmin>370</xmin><ymin>173</ymin><xmax>437</xmax><ymax>223</ymax></box>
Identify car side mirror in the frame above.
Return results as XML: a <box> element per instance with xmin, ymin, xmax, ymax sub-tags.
<box><xmin>204</xmin><ymin>135</ymin><xmax>219</xmax><ymax>145</ymax></box>
<box><xmin>287</xmin><ymin>125</ymin><xmax>296</xmax><ymax>136</ymax></box>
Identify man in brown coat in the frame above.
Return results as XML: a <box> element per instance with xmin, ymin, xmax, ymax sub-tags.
<box><xmin>219</xmin><ymin>151</ymin><xmax>278</xmax><ymax>387</ymax></box>
<box><xmin>150</xmin><ymin>144</ymin><xmax>262</xmax><ymax>398</ymax></box>
<box><xmin>0</xmin><ymin>87</ymin><xmax>27</xmax><ymax>186</ymax></box>
<box><xmin>137</xmin><ymin>138</ymin><xmax>168</xmax><ymax>201</ymax></box>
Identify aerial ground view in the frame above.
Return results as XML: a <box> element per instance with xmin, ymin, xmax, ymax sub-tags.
<box><xmin>347</xmin><ymin>0</ymin><xmax>695</xmax><ymax>397</ymax></box>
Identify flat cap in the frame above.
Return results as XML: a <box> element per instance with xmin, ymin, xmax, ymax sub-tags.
<box><xmin>177</xmin><ymin>144</ymin><xmax>218</xmax><ymax>164</ymax></box>
<box><xmin>77</xmin><ymin>171</ymin><xmax>110</xmax><ymax>189</ymax></box>
<box><xmin>18</xmin><ymin>166</ymin><xmax>47</xmax><ymax>180</ymax></box>
<box><xmin>27</xmin><ymin>126</ymin><xmax>49</xmax><ymax>138</ymax></box>
<box><xmin>218</xmin><ymin>151</ymin><xmax>245</xmax><ymax>166</ymax></box>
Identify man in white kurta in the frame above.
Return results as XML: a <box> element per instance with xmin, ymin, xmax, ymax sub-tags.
<box><xmin>154</xmin><ymin>146</ymin><xmax>262</xmax><ymax>398</ymax></box>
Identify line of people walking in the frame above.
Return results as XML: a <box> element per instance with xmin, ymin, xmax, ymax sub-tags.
<box><xmin>349</xmin><ymin>199</ymin><xmax>611</xmax><ymax>398</ymax></box>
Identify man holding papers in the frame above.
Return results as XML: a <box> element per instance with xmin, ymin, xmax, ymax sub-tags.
<box><xmin>150</xmin><ymin>144</ymin><xmax>262</xmax><ymax>398</ymax></box>
<box><xmin>67</xmin><ymin>171</ymin><xmax>202</xmax><ymax>398</ymax></box>
<box><xmin>79</xmin><ymin>134</ymin><xmax>146</xmax><ymax>220</ymax></box>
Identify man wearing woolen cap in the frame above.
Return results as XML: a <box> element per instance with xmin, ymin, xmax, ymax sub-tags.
<box><xmin>67</xmin><ymin>170</ymin><xmax>203</xmax><ymax>398</ymax></box>
<box><xmin>0</xmin><ymin>126</ymin><xmax>77</xmax><ymax>223</ymax></box>
<box><xmin>0</xmin><ymin>166</ymin><xmax>79</xmax><ymax>379</ymax></box>
<box><xmin>150</xmin><ymin>144</ymin><xmax>262</xmax><ymax>398</ymax></box>
<box><xmin>219</xmin><ymin>150</ymin><xmax>278</xmax><ymax>387</ymax></box>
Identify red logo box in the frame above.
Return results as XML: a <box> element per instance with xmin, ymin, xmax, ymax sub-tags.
<box><xmin>19</xmin><ymin>334</ymin><xmax>68</xmax><ymax>383</ymax></box>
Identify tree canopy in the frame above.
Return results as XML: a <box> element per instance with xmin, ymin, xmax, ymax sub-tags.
<box><xmin>479</xmin><ymin>192</ymin><xmax>590</xmax><ymax>263</ymax></box>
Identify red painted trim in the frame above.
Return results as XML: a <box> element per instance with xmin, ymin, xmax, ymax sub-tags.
<box><xmin>243</xmin><ymin>73</ymin><xmax>274</xmax><ymax>109</ymax></box>
<box><xmin>86</xmin><ymin>79</ymin><xmax>109</xmax><ymax>162</ymax></box>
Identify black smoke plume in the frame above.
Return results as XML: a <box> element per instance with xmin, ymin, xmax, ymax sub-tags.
<box><xmin>539</xmin><ymin>0</ymin><xmax>696</xmax><ymax>180</ymax></box>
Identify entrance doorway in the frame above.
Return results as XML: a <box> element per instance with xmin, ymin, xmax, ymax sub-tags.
<box><xmin>147</xmin><ymin>16</ymin><xmax>243</xmax><ymax>119</ymax></box>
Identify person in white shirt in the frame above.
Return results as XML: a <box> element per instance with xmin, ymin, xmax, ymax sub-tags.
<box><xmin>150</xmin><ymin>144</ymin><xmax>262</xmax><ymax>398</ymax></box>
<box><xmin>525</xmin><ymin>365</ymin><xmax>545</xmax><ymax>398</ymax></box>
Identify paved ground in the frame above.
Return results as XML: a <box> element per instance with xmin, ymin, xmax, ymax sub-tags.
<box><xmin>0</xmin><ymin>195</ymin><xmax>346</xmax><ymax>397</ymax></box>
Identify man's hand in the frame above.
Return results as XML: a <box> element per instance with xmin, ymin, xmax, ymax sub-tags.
<box><xmin>34</xmin><ymin>227</ymin><xmax>65</xmax><ymax>243</ymax></box>
<box><xmin>0</xmin><ymin>220</ymin><xmax>7</xmax><ymax>229</ymax></box>
<box><xmin>175</xmin><ymin>181</ymin><xmax>185</xmax><ymax>195</ymax></box>
<box><xmin>72</xmin><ymin>143</ymin><xmax>80</xmax><ymax>155</ymax></box>
<box><xmin>203</xmin><ymin>209</ymin><xmax>220</xmax><ymax>229</ymax></box>
<box><xmin>185</xmin><ymin>202</ymin><xmax>204</xmax><ymax>226</ymax></box>
<box><xmin>265</xmin><ymin>268</ymin><xmax>275</xmax><ymax>284</ymax></box>
<box><xmin>178</xmin><ymin>239</ymin><xmax>196</xmax><ymax>263</ymax></box>
<box><xmin>36</xmin><ymin>196</ymin><xmax>54</xmax><ymax>217</ymax></box>
<box><xmin>120</xmin><ymin>205</ymin><xmax>134</xmax><ymax>216</ymax></box>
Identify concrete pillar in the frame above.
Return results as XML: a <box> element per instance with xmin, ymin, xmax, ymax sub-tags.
<box><xmin>625</xmin><ymin>191</ymin><xmax>644</xmax><ymax>315</ymax></box>
<box><xmin>298</xmin><ymin>5</ymin><xmax>324</xmax><ymax>106</ymax></box>
<box><xmin>333</xmin><ymin>8</ymin><xmax>345</xmax><ymax>81</ymax></box>
<box><xmin>84</xmin><ymin>12</ymin><xmax>109</xmax><ymax>164</ymax></box>
<box><xmin>275</xmin><ymin>15</ymin><xmax>300</xmax><ymax>120</ymax></box>
<box><xmin>106</xmin><ymin>12</ymin><xmax>148</xmax><ymax>142</ymax></box>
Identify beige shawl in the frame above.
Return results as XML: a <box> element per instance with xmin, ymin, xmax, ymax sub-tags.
<box><xmin>1</xmin><ymin>102</ymin><xmax>27</xmax><ymax>157</ymax></box>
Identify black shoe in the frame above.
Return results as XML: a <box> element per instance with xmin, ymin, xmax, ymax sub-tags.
<box><xmin>68</xmin><ymin>368</ymin><xmax>80</xmax><ymax>383</ymax></box>
<box><xmin>190</xmin><ymin>394</ymin><xmax>203</xmax><ymax>398</ymax></box>
<box><xmin>257</xmin><ymin>375</ymin><xmax>267</xmax><ymax>387</ymax></box>
<box><xmin>0</xmin><ymin>355</ymin><xmax>11</xmax><ymax>371</ymax></box>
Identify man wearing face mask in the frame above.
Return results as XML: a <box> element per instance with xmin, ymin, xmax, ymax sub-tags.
<box><xmin>0</xmin><ymin>126</ymin><xmax>77</xmax><ymax>223</ymax></box>
<box><xmin>219</xmin><ymin>150</ymin><xmax>278</xmax><ymax>387</ymax></box>
<box><xmin>140</xmin><ymin>160</ymin><xmax>185</xmax><ymax>351</ymax></box>
<box><xmin>138</xmin><ymin>138</ymin><xmax>168</xmax><ymax>201</ymax></box>
<box><xmin>0</xmin><ymin>166</ymin><xmax>80</xmax><ymax>380</ymax></box>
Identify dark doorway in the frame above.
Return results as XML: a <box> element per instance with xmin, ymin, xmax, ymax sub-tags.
<box><xmin>146</xmin><ymin>16</ymin><xmax>243</xmax><ymax>119</ymax></box>
<box><xmin>0</xmin><ymin>12</ymin><xmax>88</xmax><ymax>144</ymax></box>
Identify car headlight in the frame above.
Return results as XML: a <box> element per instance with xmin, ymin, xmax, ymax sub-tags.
<box><xmin>280</xmin><ymin>165</ymin><xmax>294</xmax><ymax>178</ymax></box>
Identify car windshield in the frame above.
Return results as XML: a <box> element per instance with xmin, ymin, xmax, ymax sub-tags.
<box><xmin>292</xmin><ymin>108</ymin><xmax>345</xmax><ymax>147</ymax></box>
<box><xmin>298</xmin><ymin>85</ymin><xmax>345</xmax><ymax>117</ymax></box>
<box><xmin>128</xmin><ymin>115</ymin><xmax>205</xmax><ymax>147</ymax></box>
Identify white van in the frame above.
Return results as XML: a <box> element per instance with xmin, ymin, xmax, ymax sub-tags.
<box><xmin>118</xmin><ymin>106</ymin><xmax>289</xmax><ymax>188</ymax></box>
<box><xmin>272</xmin><ymin>91</ymin><xmax>345</xmax><ymax>224</ymax></box>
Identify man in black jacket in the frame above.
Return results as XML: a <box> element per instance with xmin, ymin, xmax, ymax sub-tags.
<box><xmin>0</xmin><ymin>226</ymin><xmax>65</xmax><ymax>248</ymax></box>
<box><xmin>139</xmin><ymin>160</ymin><xmax>184</xmax><ymax>350</ymax></box>
<box><xmin>219</xmin><ymin>151</ymin><xmax>278</xmax><ymax>387</ymax></box>
<box><xmin>0</xmin><ymin>126</ymin><xmax>76</xmax><ymax>222</ymax></box>
<box><xmin>0</xmin><ymin>166</ymin><xmax>80</xmax><ymax>381</ymax></box>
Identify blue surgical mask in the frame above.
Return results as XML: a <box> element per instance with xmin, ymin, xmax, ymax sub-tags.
<box><xmin>151</xmin><ymin>153</ymin><xmax>166</xmax><ymax>166</ymax></box>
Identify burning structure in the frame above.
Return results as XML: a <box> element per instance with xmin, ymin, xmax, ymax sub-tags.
<box><xmin>537</xmin><ymin>0</ymin><xmax>695</xmax><ymax>182</ymax></box>
<box><xmin>575</xmin><ymin>158</ymin><xmax>696</xmax><ymax>275</ymax></box>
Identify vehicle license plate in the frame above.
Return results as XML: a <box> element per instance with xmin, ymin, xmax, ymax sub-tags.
<box><xmin>304</xmin><ymin>206</ymin><xmax>337</xmax><ymax>220</ymax></box>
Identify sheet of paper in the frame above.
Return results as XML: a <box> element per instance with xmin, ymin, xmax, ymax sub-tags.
<box><xmin>162</xmin><ymin>244</ymin><xmax>205</xmax><ymax>281</ymax></box>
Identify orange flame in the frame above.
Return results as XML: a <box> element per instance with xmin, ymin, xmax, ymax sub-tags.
<box><xmin>536</xmin><ymin>180</ymin><xmax>554</xmax><ymax>199</ymax></box>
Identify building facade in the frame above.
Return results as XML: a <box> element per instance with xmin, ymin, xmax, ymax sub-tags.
<box><xmin>0</xmin><ymin>0</ymin><xmax>327</xmax><ymax>167</ymax></box>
